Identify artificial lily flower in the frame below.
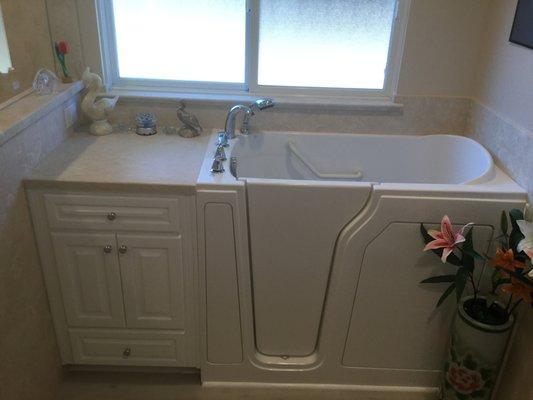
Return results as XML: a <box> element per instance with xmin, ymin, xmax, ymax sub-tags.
<box><xmin>517</xmin><ymin>205</ymin><xmax>533</xmax><ymax>272</ymax></box>
<box><xmin>501</xmin><ymin>278</ymin><xmax>533</xmax><ymax>305</ymax></box>
<box><xmin>489</xmin><ymin>248</ymin><xmax>527</xmax><ymax>272</ymax></box>
<box><xmin>423</xmin><ymin>215</ymin><xmax>473</xmax><ymax>263</ymax></box>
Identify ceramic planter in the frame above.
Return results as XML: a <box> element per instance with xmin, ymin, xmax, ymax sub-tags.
<box><xmin>442</xmin><ymin>296</ymin><xmax>514</xmax><ymax>400</ymax></box>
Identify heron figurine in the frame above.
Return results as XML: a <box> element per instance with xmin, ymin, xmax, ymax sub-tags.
<box><xmin>176</xmin><ymin>101</ymin><xmax>202</xmax><ymax>138</ymax></box>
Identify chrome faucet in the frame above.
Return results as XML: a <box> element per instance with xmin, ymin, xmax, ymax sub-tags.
<box><xmin>224</xmin><ymin>98</ymin><xmax>275</xmax><ymax>139</ymax></box>
<box><xmin>224</xmin><ymin>105</ymin><xmax>253</xmax><ymax>140</ymax></box>
<box><xmin>242</xmin><ymin>98</ymin><xmax>275</xmax><ymax>135</ymax></box>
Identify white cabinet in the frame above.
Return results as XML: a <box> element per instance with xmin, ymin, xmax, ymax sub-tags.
<box><xmin>52</xmin><ymin>233</ymin><xmax>125</xmax><ymax>328</ymax></box>
<box><xmin>28</xmin><ymin>190</ymin><xmax>198</xmax><ymax>368</ymax></box>
<box><xmin>118</xmin><ymin>235</ymin><xmax>185</xmax><ymax>330</ymax></box>
<box><xmin>44</xmin><ymin>193</ymin><xmax>181</xmax><ymax>232</ymax></box>
<box><xmin>69</xmin><ymin>329</ymin><xmax>189</xmax><ymax>367</ymax></box>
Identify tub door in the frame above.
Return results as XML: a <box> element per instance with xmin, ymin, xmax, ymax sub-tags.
<box><xmin>245</xmin><ymin>179</ymin><xmax>371</xmax><ymax>357</ymax></box>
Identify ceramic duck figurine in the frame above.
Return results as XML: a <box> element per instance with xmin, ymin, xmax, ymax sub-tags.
<box><xmin>81</xmin><ymin>67</ymin><xmax>119</xmax><ymax>136</ymax></box>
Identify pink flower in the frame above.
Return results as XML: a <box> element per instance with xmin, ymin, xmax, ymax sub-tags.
<box><xmin>446</xmin><ymin>362</ymin><xmax>484</xmax><ymax>395</ymax></box>
<box><xmin>424</xmin><ymin>215</ymin><xmax>473</xmax><ymax>263</ymax></box>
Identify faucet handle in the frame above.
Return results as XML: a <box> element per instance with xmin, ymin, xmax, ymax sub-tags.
<box><xmin>216</xmin><ymin>132</ymin><xmax>229</xmax><ymax>147</ymax></box>
<box><xmin>211</xmin><ymin>158</ymin><xmax>225</xmax><ymax>174</ymax></box>
<box><xmin>214</xmin><ymin>145</ymin><xmax>227</xmax><ymax>161</ymax></box>
<box><xmin>251</xmin><ymin>98</ymin><xmax>275</xmax><ymax>111</ymax></box>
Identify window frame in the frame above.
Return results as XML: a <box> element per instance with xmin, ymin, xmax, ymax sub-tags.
<box><xmin>89</xmin><ymin>0</ymin><xmax>411</xmax><ymax>100</ymax></box>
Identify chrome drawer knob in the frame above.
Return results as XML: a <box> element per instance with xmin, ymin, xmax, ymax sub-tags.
<box><xmin>118</xmin><ymin>245</ymin><xmax>128</xmax><ymax>254</ymax></box>
<box><xmin>123</xmin><ymin>348</ymin><xmax>131</xmax><ymax>358</ymax></box>
<box><xmin>107</xmin><ymin>212</ymin><xmax>117</xmax><ymax>221</ymax></box>
<box><xmin>103</xmin><ymin>245</ymin><xmax>113</xmax><ymax>254</ymax></box>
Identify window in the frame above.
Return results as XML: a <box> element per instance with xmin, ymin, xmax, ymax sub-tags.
<box><xmin>99</xmin><ymin>0</ymin><xmax>410</xmax><ymax>98</ymax></box>
<box><xmin>111</xmin><ymin>0</ymin><xmax>246</xmax><ymax>84</ymax></box>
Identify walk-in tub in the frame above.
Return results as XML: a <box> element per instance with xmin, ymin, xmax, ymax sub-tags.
<box><xmin>196</xmin><ymin>131</ymin><xmax>526</xmax><ymax>390</ymax></box>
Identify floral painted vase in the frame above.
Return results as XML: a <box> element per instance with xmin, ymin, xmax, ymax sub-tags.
<box><xmin>442</xmin><ymin>296</ymin><xmax>514</xmax><ymax>400</ymax></box>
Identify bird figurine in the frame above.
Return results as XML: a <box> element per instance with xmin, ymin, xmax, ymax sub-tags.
<box><xmin>81</xmin><ymin>67</ymin><xmax>119</xmax><ymax>135</ymax></box>
<box><xmin>176</xmin><ymin>101</ymin><xmax>202</xmax><ymax>138</ymax></box>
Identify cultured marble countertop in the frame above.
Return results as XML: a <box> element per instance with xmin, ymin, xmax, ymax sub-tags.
<box><xmin>25</xmin><ymin>130</ymin><xmax>212</xmax><ymax>193</ymax></box>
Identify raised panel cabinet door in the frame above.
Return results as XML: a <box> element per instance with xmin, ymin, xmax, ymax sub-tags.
<box><xmin>51</xmin><ymin>233</ymin><xmax>126</xmax><ymax>328</ymax></box>
<box><xmin>117</xmin><ymin>235</ymin><xmax>185</xmax><ymax>330</ymax></box>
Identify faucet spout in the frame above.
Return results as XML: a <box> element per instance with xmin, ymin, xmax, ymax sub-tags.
<box><xmin>224</xmin><ymin>98</ymin><xmax>275</xmax><ymax>139</ymax></box>
<box><xmin>224</xmin><ymin>104</ymin><xmax>252</xmax><ymax>139</ymax></box>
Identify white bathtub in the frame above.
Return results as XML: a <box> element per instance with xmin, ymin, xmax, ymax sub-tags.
<box><xmin>232</xmin><ymin>132</ymin><xmax>494</xmax><ymax>185</ymax></box>
<box><xmin>196</xmin><ymin>130</ymin><xmax>525</xmax><ymax>390</ymax></box>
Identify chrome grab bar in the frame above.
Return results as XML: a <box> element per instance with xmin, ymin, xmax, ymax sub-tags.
<box><xmin>287</xmin><ymin>141</ymin><xmax>363</xmax><ymax>180</ymax></box>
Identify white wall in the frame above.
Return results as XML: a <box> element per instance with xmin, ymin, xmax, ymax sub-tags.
<box><xmin>397</xmin><ymin>0</ymin><xmax>488</xmax><ymax>97</ymax></box>
<box><xmin>475</xmin><ymin>0</ymin><xmax>533</xmax><ymax>132</ymax></box>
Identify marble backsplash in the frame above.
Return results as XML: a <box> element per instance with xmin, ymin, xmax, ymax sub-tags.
<box><xmin>467</xmin><ymin>101</ymin><xmax>533</xmax><ymax>201</ymax></box>
<box><xmin>109</xmin><ymin>95</ymin><xmax>471</xmax><ymax>136</ymax></box>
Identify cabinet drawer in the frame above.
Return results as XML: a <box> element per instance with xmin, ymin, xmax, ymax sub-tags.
<box><xmin>44</xmin><ymin>194</ymin><xmax>180</xmax><ymax>232</ymax></box>
<box><xmin>69</xmin><ymin>329</ymin><xmax>186</xmax><ymax>367</ymax></box>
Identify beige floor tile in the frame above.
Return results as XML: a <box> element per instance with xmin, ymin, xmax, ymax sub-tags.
<box><xmin>58</xmin><ymin>371</ymin><xmax>438</xmax><ymax>400</ymax></box>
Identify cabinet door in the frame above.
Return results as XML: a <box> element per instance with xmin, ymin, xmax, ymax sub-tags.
<box><xmin>51</xmin><ymin>233</ymin><xmax>126</xmax><ymax>328</ymax></box>
<box><xmin>117</xmin><ymin>235</ymin><xmax>185</xmax><ymax>330</ymax></box>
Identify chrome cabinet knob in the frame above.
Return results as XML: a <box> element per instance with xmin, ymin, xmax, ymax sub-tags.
<box><xmin>107</xmin><ymin>212</ymin><xmax>117</xmax><ymax>221</ymax></box>
<box><xmin>122</xmin><ymin>348</ymin><xmax>131</xmax><ymax>358</ymax></box>
<box><xmin>118</xmin><ymin>245</ymin><xmax>128</xmax><ymax>254</ymax></box>
<box><xmin>103</xmin><ymin>245</ymin><xmax>113</xmax><ymax>254</ymax></box>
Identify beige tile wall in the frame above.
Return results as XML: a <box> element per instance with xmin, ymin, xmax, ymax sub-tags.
<box><xmin>468</xmin><ymin>101</ymin><xmax>533</xmax><ymax>400</ymax></box>
<box><xmin>0</xmin><ymin>96</ymin><xmax>78</xmax><ymax>400</ymax></box>
<box><xmin>0</xmin><ymin>0</ymin><xmax>55</xmax><ymax>103</ymax></box>
<box><xmin>111</xmin><ymin>95</ymin><xmax>471</xmax><ymax>136</ymax></box>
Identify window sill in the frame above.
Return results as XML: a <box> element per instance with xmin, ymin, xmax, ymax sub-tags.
<box><xmin>109</xmin><ymin>87</ymin><xmax>404</xmax><ymax>115</ymax></box>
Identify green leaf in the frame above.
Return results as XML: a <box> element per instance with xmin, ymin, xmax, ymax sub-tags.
<box><xmin>421</xmin><ymin>275</ymin><xmax>456</xmax><ymax>284</ymax></box>
<box><xmin>462</xmin><ymin>248</ymin><xmax>485</xmax><ymax>260</ymax></box>
<box><xmin>485</xmin><ymin>293</ymin><xmax>499</xmax><ymax>307</ymax></box>
<box><xmin>480</xmin><ymin>368</ymin><xmax>492</xmax><ymax>381</ymax></box>
<box><xmin>500</xmin><ymin>210</ymin><xmax>508</xmax><ymax>236</ymax></box>
<box><xmin>455</xmin><ymin>267</ymin><xmax>470</xmax><ymax>301</ymax></box>
<box><xmin>420</xmin><ymin>223</ymin><xmax>462</xmax><ymax>267</ymax></box>
<box><xmin>462</xmin><ymin>229</ymin><xmax>476</xmax><ymax>273</ymax></box>
<box><xmin>510</xmin><ymin>208</ymin><xmax>524</xmax><ymax>222</ymax></box>
<box><xmin>450</xmin><ymin>345</ymin><xmax>459</xmax><ymax>363</ymax></box>
<box><xmin>493</xmin><ymin>278</ymin><xmax>511</xmax><ymax>288</ymax></box>
<box><xmin>509</xmin><ymin>209</ymin><xmax>525</xmax><ymax>252</ymax></box>
<box><xmin>463</xmin><ymin>354</ymin><xmax>478</xmax><ymax>370</ymax></box>
<box><xmin>437</xmin><ymin>283</ymin><xmax>456</xmax><ymax>308</ymax></box>
<box><xmin>495</xmin><ymin>267</ymin><xmax>533</xmax><ymax>288</ymax></box>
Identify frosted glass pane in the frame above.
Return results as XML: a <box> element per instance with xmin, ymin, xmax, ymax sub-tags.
<box><xmin>258</xmin><ymin>0</ymin><xmax>396</xmax><ymax>89</ymax></box>
<box><xmin>112</xmin><ymin>0</ymin><xmax>246</xmax><ymax>83</ymax></box>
